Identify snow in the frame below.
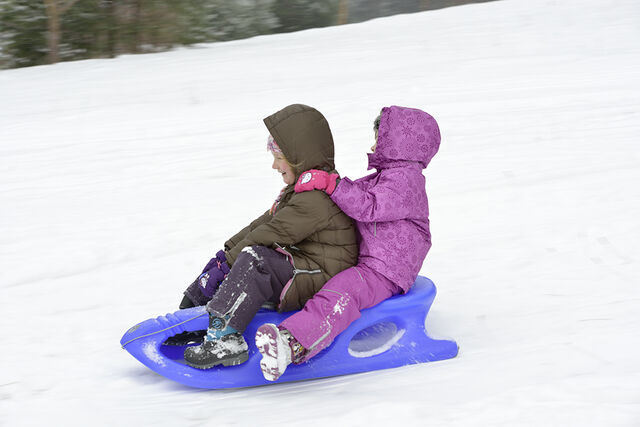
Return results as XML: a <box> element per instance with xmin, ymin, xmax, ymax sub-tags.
<box><xmin>1</xmin><ymin>0</ymin><xmax>640</xmax><ymax>425</ymax></box>
<box><xmin>200</xmin><ymin>335</ymin><xmax>248</xmax><ymax>360</ymax></box>
<box><xmin>333</xmin><ymin>295</ymin><xmax>348</xmax><ymax>314</ymax></box>
<box><xmin>142</xmin><ymin>341</ymin><xmax>167</xmax><ymax>367</ymax></box>
<box><xmin>241</xmin><ymin>246</ymin><xmax>263</xmax><ymax>262</ymax></box>
<box><xmin>348</xmin><ymin>323</ymin><xmax>407</xmax><ymax>358</ymax></box>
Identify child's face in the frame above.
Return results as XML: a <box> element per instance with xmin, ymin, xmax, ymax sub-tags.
<box><xmin>371</xmin><ymin>130</ymin><xmax>378</xmax><ymax>153</ymax></box>
<box><xmin>272</xmin><ymin>152</ymin><xmax>296</xmax><ymax>185</ymax></box>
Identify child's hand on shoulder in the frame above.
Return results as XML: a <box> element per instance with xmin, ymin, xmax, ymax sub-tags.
<box><xmin>294</xmin><ymin>169</ymin><xmax>340</xmax><ymax>195</ymax></box>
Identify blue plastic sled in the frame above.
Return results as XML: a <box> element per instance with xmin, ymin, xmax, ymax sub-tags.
<box><xmin>120</xmin><ymin>275</ymin><xmax>458</xmax><ymax>389</ymax></box>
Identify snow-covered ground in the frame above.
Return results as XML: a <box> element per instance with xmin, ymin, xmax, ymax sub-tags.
<box><xmin>1</xmin><ymin>0</ymin><xmax>639</xmax><ymax>425</ymax></box>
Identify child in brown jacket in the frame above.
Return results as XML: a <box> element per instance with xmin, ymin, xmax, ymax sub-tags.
<box><xmin>180</xmin><ymin>104</ymin><xmax>357</xmax><ymax>369</ymax></box>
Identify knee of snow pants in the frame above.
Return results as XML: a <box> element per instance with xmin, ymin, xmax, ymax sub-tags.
<box><xmin>205</xmin><ymin>245</ymin><xmax>293</xmax><ymax>333</ymax></box>
<box><xmin>280</xmin><ymin>265</ymin><xmax>399</xmax><ymax>361</ymax></box>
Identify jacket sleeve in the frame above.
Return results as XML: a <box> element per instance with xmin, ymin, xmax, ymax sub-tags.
<box><xmin>330</xmin><ymin>169</ymin><xmax>421</xmax><ymax>222</ymax></box>
<box><xmin>225</xmin><ymin>192</ymin><xmax>331</xmax><ymax>264</ymax></box>
<box><xmin>224</xmin><ymin>210</ymin><xmax>271</xmax><ymax>255</ymax></box>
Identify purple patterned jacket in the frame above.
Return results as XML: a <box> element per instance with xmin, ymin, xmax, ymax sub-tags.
<box><xmin>330</xmin><ymin>106</ymin><xmax>441</xmax><ymax>292</ymax></box>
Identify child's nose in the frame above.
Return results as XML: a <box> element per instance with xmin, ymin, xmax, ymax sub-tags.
<box><xmin>272</xmin><ymin>159</ymin><xmax>278</xmax><ymax>169</ymax></box>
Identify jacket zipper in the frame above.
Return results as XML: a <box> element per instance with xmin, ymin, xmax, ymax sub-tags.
<box><xmin>274</xmin><ymin>242</ymin><xmax>322</xmax><ymax>305</ymax></box>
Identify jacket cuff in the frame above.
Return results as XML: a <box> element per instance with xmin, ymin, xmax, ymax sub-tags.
<box><xmin>330</xmin><ymin>176</ymin><xmax>354</xmax><ymax>206</ymax></box>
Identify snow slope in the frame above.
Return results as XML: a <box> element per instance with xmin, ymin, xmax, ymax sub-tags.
<box><xmin>1</xmin><ymin>0</ymin><xmax>639</xmax><ymax>425</ymax></box>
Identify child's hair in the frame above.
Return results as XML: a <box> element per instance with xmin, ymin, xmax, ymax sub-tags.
<box><xmin>284</xmin><ymin>156</ymin><xmax>303</xmax><ymax>173</ymax></box>
<box><xmin>373</xmin><ymin>113</ymin><xmax>382</xmax><ymax>133</ymax></box>
<box><xmin>373</xmin><ymin>111</ymin><xmax>382</xmax><ymax>140</ymax></box>
<box><xmin>268</xmin><ymin>134</ymin><xmax>304</xmax><ymax>173</ymax></box>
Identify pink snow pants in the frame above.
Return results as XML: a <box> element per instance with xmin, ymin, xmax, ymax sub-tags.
<box><xmin>280</xmin><ymin>264</ymin><xmax>401</xmax><ymax>361</ymax></box>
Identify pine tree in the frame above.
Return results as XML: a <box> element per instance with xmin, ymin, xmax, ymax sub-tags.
<box><xmin>0</xmin><ymin>0</ymin><xmax>48</xmax><ymax>68</ymax></box>
<box><xmin>199</xmin><ymin>0</ymin><xmax>279</xmax><ymax>42</ymax></box>
<box><xmin>0</xmin><ymin>0</ymin><xmax>348</xmax><ymax>69</ymax></box>
<box><xmin>273</xmin><ymin>0</ymin><xmax>339</xmax><ymax>33</ymax></box>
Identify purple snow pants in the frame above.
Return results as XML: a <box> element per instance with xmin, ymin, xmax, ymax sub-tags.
<box><xmin>280</xmin><ymin>264</ymin><xmax>401</xmax><ymax>361</ymax></box>
<box><xmin>205</xmin><ymin>245</ymin><xmax>293</xmax><ymax>333</ymax></box>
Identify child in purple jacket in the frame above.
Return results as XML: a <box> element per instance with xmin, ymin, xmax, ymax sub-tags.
<box><xmin>255</xmin><ymin>105</ymin><xmax>441</xmax><ymax>380</ymax></box>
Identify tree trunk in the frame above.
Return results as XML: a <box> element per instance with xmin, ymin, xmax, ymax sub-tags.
<box><xmin>337</xmin><ymin>0</ymin><xmax>349</xmax><ymax>25</ymax></box>
<box><xmin>134</xmin><ymin>0</ymin><xmax>143</xmax><ymax>53</ymax></box>
<box><xmin>43</xmin><ymin>0</ymin><xmax>81</xmax><ymax>64</ymax></box>
<box><xmin>105</xmin><ymin>0</ymin><xmax>116</xmax><ymax>58</ymax></box>
<box><xmin>43</xmin><ymin>0</ymin><xmax>60</xmax><ymax>63</ymax></box>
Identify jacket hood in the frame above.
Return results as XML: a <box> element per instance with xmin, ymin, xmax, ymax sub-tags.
<box><xmin>368</xmin><ymin>106</ymin><xmax>440</xmax><ymax>170</ymax></box>
<box><xmin>263</xmin><ymin>104</ymin><xmax>335</xmax><ymax>177</ymax></box>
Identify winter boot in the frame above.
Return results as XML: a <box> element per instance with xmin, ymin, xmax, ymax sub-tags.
<box><xmin>255</xmin><ymin>323</ymin><xmax>307</xmax><ymax>381</ymax></box>
<box><xmin>183</xmin><ymin>314</ymin><xmax>249</xmax><ymax>369</ymax></box>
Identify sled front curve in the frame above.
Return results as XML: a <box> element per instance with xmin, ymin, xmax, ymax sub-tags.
<box><xmin>120</xmin><ymin>275</ymin><xmax>458</xmax><ymax>389</ymax></box>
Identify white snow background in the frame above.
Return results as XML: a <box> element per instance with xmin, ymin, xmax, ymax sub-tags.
<box><xmin>1</xmin><ymin>0</ymin><xmax>639</xmax><ymax>425</ymax></box>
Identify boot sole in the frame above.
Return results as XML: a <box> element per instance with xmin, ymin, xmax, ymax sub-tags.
<box><xmin>184</xmin><ymin>350</ymin><xmax>249</xmax><ymax>370</ymax></box>
<box><xmin>255</xmin><ymin>324</ymin><xmax>285</xmax><ymax>381</ymax></box>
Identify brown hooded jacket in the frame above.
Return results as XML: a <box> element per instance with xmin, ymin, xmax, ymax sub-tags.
<box><xmin>223</xmin><ymin>104</ymin><xmax>357</xmax><ymax>312</ymax></box>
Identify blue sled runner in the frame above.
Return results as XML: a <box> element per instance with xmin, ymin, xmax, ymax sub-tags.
<box><xmin>121</xmin><ymin>275</ymin><xmax>458</xmax><ymax>389</ymax></box>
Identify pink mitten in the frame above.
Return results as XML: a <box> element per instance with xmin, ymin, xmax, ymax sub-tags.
<box><xmin>295</xmin><ymin>169</ymin><xmax>339</xmax><ymax>195</ymax></box>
